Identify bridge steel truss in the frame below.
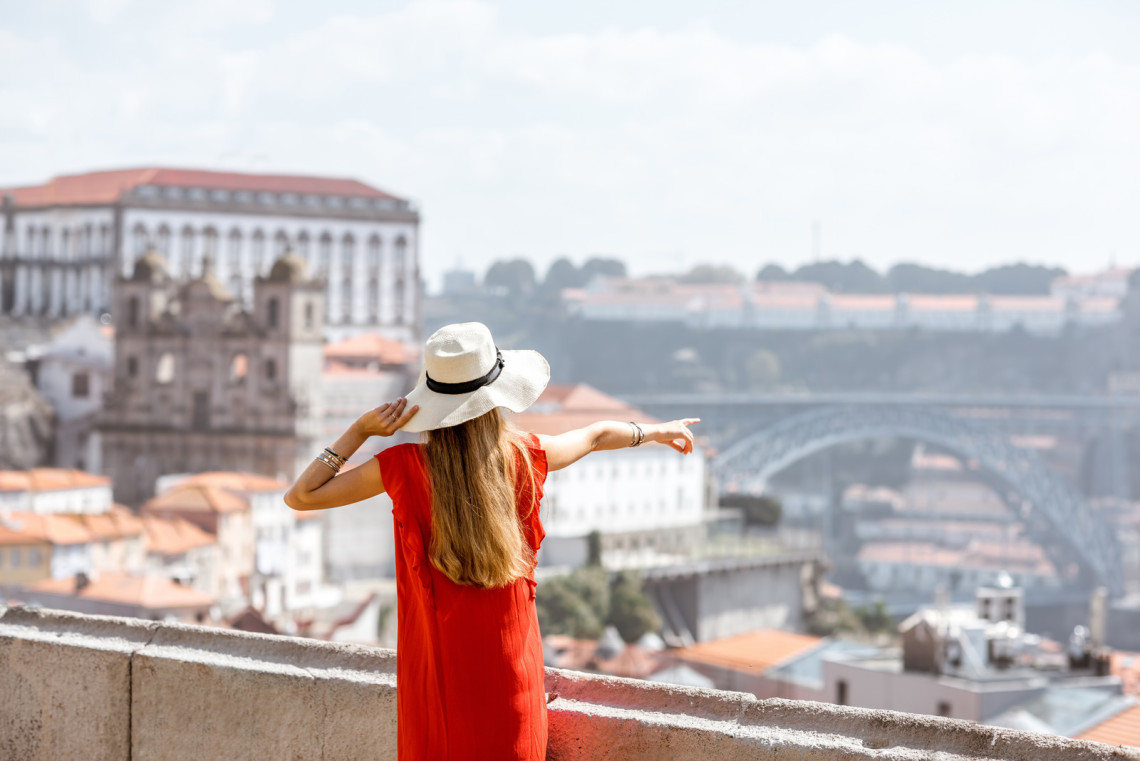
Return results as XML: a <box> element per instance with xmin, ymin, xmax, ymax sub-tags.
<box><xmin>713</xmin><ymin>405</ymin><xmax>1124</xmax><ymax>596</ymax></box>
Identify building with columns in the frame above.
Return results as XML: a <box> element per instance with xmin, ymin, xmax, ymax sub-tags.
<box><xmin>0</xmin><ymin>167</ymin><xmax>421</xmax><ymax>344</ymax></box>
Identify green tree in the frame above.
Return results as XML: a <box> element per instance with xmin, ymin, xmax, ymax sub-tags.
<box><xmin>484</xmin><ymin>258</ymin><xmax>537</xmax><ymax>297</ymax></box>
<box><xmin>793</xmin><ymin>259</ymin><xmax>886</xmax><ymax>293</ymax></box>
<box><xmin>720</xmin><ymin>493</ymin><xmax>783</xmax><ymax>526</ymax></box>
<box><xmin>607</xmin><ymin>570</ymin><xmax>661</xmax><ymax>643</ymax></box>
<box><xmin>543</xmin><ymin>257</ymin><xmax>586</xmax><ymax>292</ymax></box>
<box><xmin>744</xmin><ymin>348</ymin><xmax>781</xmax><ymax>389</ymax></box>
<box><xmin>756</xmin><ymin>263</ymin><xmax>790</xmax><ymax>281</ymax></box>
<box><xmin>679</xmin><ymin>264</ymin><xmax>746</xmax><ymax>284</ymax></box>
<box><xmin>585</xmin><ymin>529</ymin><xmax>603</xmax><ymax>567</ymax></box>
<box><xmin>535</xmin><ymin>575</ymin><xmax>604</xmax><ymax>638</ymax></box>
<box><xmin>566</xmin><ymin>565</ymin><xmax>610</xmax><ymax>624</ymax></box>
<box><xmin>855</xmin><ymin>600</ymin><xmax>894</xmax><ymax>634</ymax></box>
<box><xmin>580</xmin><ymin>257</ymin><xmax>626</xmax><ymax>282</ymax></box>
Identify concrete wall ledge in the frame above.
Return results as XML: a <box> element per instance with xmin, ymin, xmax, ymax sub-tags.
<box><xmin>1</xmin><ymin>604</ymin><xmax>1136</xmax><ymax>760</ymax></box>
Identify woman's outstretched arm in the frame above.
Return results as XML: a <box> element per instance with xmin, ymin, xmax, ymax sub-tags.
<box><xmin>284</xmin><ymin>397</ymin><xmax>419</xmax><ymax>511</ymax></box>
<box><xmin>536</xmin><ymin>418</ymin><xmax>699</xmax><ymax>472</ymax></box>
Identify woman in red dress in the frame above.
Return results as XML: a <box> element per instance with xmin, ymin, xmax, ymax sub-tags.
<box><xmin>285</xmin><ymin>322</ymin><xmax>699</xmax><ymax>760</ymax></box>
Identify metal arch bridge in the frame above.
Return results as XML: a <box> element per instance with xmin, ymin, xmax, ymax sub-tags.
<box><xmin>712</xmin><ymin>404</ymin><xmax>1124</xmax><ymax>596</ymax></box>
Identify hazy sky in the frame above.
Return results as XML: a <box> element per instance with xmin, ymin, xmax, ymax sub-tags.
<box><xmin>2</xmin><ymin>0</ymin><xmax>1138</xmax><ymax>289</ymax></box>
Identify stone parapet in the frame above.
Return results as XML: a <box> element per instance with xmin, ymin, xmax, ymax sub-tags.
<box><xmin>1</xmin><ymin>605</ymin><xmax>1137</xmax><ymax>760</ymax></box>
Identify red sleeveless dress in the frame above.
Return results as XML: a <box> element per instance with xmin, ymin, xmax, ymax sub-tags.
<box><xmin>375</xmin><ymin>434</ymin><xmax>549</xmax><ymax>761</ymax></box>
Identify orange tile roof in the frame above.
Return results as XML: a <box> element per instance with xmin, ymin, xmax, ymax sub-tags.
<box><xmin>511</xmin><ymin>383</ymin><xmax>660</xmax><ymax>436</ymax></box>
<box><xmin>1076</xmin><ymin>703</ymin><xmax>1140</xmax><ymax>748</ymax></box>
<box><xmin>3</xmin><ymin>167</ymin><xmax>400</xmax><ymax>207</ymax></box>
<box><xmin>140</xmin><ymin>484</ymin><xmax>249</xmax><ymax>516</ymax></box>
<box><xmin>177</xmin><ymin>471</ymin><xmax>289</xmax><ymax>493</ymax></box>
<box><xmin>26</xmin><ymin>572</ymin><xmax>216</xmax><ymax>609</ymax></box>
<box><xmin>594</xmin><ymin>644</ymin><xmax>663</xmax><ymax>679</ymax></box>
<box><xmin>65</xmin><ymin>509</ymin><xmax>144</xmax><ymax>540</ymax></box>
<box><xmin>142</xmin><ymin>515</ymin><xmax>216</xmax><ymax>555</ymax></box>
<box><xmin>673</xmin><ymin>629</ymin><xmax>822</xmax><ymax>675</ymax></box>
<box><xmin>0</xmin><ymin>468</ymin><xmax>110</xmax><ymax>493</ymax></box>
<box><xmin>324</xmin><ymin>333</ymin><xmax>419</xmax><ymax>365</ymax></box>
<box><xmin>0</xmin><ymin>513</ymin><xmax>92</xmax><ymax>546</ymax></box>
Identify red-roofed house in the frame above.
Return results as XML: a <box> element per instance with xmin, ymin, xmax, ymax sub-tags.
<box><xmin>510</xmin><ymin>383</ymin><xmax>708</xmax><ymax>568</ymax></box>
<box><xmin>141</xmin><ymin>484</ymin><xmax>254</xmax><ymax>606</ymax></box>
<box><xmin>0</xmin><ymin>512</ymin><xmax>94</xmax><ymax>585</ymax></box>
<box><xmin>0</xmin><ymin>468</ymin><xmax>112</xmax><ymax>515</ymax></box>
<box><xmin>19</xmin><ymin>572</ymin><xmax>215</xmax><ymax>623</ymax></box>
<box><xmin>0</xmin><ymin>166</ymin><xmax>420</xmax><ymax>344</ymax></box>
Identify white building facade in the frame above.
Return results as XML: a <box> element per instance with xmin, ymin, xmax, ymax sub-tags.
<box><xmin>0</xmin><ymin>168</ymin><xmax>421</xmax><ymax>344</ymax></box>
<box><xmin>511</xmin><ymin>384</ymin><xmax>709</xmax><ymax>568</ymax></box>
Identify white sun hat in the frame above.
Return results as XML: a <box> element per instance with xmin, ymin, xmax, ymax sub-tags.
<box><xmin>400</xmin><ymin>322</ymin><xmax>550</xmax><ymax>433</ymax></box>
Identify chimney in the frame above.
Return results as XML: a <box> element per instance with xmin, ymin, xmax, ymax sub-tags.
<box><xmin>1089</xmin><ymin>587</ymin><xmax>1108</xmax><ymax>651</ymax></box>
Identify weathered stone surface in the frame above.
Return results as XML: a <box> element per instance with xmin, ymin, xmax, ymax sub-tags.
<box><xmin>2</xmin><ymin>607</ymin><xmax>1139</xmax><ymax>760</ymax></box>
<box><xmin>0</xmin><ymin>605</ymin><xmax>157</xmax><ymax>761</ymax></box>
<box><xmin>131</xmin><ymin>620</ymin><xmax>398</xmax><ymax>761</ymax></box>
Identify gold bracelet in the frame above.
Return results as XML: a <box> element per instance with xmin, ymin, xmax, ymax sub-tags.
<box><xmin>322</xmin><ymin>447</ymin><xmax>347</xmax><ymax>466</ymax></box>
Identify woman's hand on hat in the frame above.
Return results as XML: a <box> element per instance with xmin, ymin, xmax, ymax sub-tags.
<box><xmin>355</xmin><ymin>398</ymin><xmax>419</xmax><ymax>438</ymax></box>
<box><xmin>647</xmin><ymin>418</ymin><xmax>700</xmax><ymax>454</ymax></box>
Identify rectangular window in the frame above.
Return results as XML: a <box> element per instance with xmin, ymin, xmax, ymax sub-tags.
<box><xmin>10</xmin><ymin>547</ymin><xmax>21</xmax><ymax>568</ymax></box>
<box><xmin>27</xmin><ymin>547</ymin><xmax>42</xmax><ymax>566</ymax></box>
<box><xmin>72</xmin><ymin>372</ymin><xmax>90</xmax><ymax>398</ymax></box>
<box><xmin>937</xmin><ymin>701</ymin><xmax>952</xmax><ymax>717</ymax></box>
<box><xmin>836</xmin><ymin>680</ymin><xmax>848</xmax><ymax>706</ymax></box>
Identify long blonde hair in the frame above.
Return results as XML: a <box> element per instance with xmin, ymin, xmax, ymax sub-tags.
<box><xmin>423</xmin><ymin>408</ymin><xmax>536</xmax><ymax>588</ymax></box>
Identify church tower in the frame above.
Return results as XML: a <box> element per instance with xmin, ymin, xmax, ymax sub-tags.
<box><xmin>99</xmin><ymin>251</ymin><xmax>326</xmax><ymax>507</ymax></box>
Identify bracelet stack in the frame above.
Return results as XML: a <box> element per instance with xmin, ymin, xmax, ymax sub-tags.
<box><xmin>628</xmin><ymin>421</ymin><xmax>644</xmax><ymax>448</ymax></box>
<box><xmin>316</xmin><ymin>446</ymin><xmax>347</xmax><ymax>473</ymax></box>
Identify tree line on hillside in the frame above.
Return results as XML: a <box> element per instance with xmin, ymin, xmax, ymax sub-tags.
<box><xmin>479</xmin><ymin>256</ymin><xmax>1068</xmax><ymax>298</ymax></box>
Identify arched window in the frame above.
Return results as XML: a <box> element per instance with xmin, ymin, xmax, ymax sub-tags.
<box><xmin>317</xmin><ymin>232</ymin><xmax>332</xmax><ymax>274</ymax></box>
<box><xmin>251</xmin><ymin>230</ymin><xmax>265</xmax><ymax>273</ymax></box>
<box><xmin>368</xmin><ymin>234</ymin><xmax>382</xmax><ymax>272</ymax></box>
<box><xmin>60</xmin><ymin>229</ymin><xmax>71</xmax><ymax>261</ymax></box>
<box><xmin>126</xmin><ymin>356</ymin><xmax>138</xmax><ymax>378</ymax></box>
<box><xmin>368</xmin><ymin>275</ymin><xmax>379</xmax><ymax>322</ymax></box>
<box><xmin>132</xmin><ymin>223</ymin><xmax>148</xmax><ymax>256</ymax></box>
<box><xmin>265</xmin><ymin>358</ymin><xmax>277</xmax><ymax>381</ymax></box>
<box><xmin>156</xmin><ymin>225</ymin><xmax>171</xmax><ymax>256</ymax></box>
<box><xmin>155</xmin><ymin>353</ymin><xmax>175</xmax><ymax>384</ymax></box>
<box><xmin>41</xmin><ymin>226</ymin><xmax>52</xmax><ymax>258</ymax></box>
<box><xmin>227</xmin><ymin>228</ymin><xmax>243</xmax><ymax>276</ymax></box>
<box><xmin>82</xmin><ymin>223</ymin><xmax>93</xmax><ymax>257</ymax></box>
<box><xmin>99</xmin><ymin>224</ymin><xmax>111</xmax><ymax>256</ymax></box>
<box><xmin>127</xmin><ymin>296</ymin><xmax>140</xmax><ymax>328</ymax></box>
<box><xmin>296</xmin><ymin>231</ymin><xmax>310</xmax><ymax>259</ymax></box>
<box><xmin>395</xmin><ymin>235</ymin><xmax>408</xmax><ymax>269</ymax></box>
<box><xmin>274</xmin><ymin>230</ymin><xmax>289</xmax><ymax>258</ymax></box>
<box><xmin>179</xmin><ymin>226</ymin><xmax>196</xmax><ymax>276</ymax></box>
<box><xmin>229</xmin><ymin>354</ymin><xmax>248</xmax><ymax>383</ymax></box>
<box><xmin>24</xmin><ymin>225</ymin><xmax>35</xmax><ymax>258</ymax></box>
<box><xmin>203</xmin><ymin>226</ymin><xmax>218</xmax><ymax>263</ymax></box>
<box><xmin>341</xmin><ymin>234</ymin><xmax>355</xmax><ymax>321</ymax></box>
<box><xmin>267</xmin><ymin>297</ymin><xmax>279</xmax><ymax>329</ymax></box>
<box><xmin>304</xmin><ymin>302</ymin><xmax>314</xmax><ymax>330</ymax></box>
<box><xmin>341</xmin><ymin>233</ymin><xmax>356</xmax><ymax>269</ymax></box>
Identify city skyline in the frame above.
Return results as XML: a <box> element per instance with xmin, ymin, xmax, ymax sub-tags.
<box><xmin>2</xmin><ymin>0</ymin><xmax>1138</xmax><ymax>290</ymax></box>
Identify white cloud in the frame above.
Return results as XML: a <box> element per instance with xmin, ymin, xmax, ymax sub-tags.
<box><xmin>2</xmin><ymin>0</ymin><xmax>1140</xmax><ymax>284</ymax></box>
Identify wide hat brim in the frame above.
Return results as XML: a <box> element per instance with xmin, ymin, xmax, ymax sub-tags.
<box><xmin>400</xmin><ymin>348</ymin><xmax>550</xmax><ymax>433</ymax></box>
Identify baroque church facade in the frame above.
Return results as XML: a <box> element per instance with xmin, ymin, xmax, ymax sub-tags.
<box><xmin>0</xmin><ymin>167</ymin><xmax>421</xmax><ymax>344</ymax></box>
<box><xmin>97</xmin><ymin>251</ymin><xmax>325</xmax><ymax>507</ymax></box>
